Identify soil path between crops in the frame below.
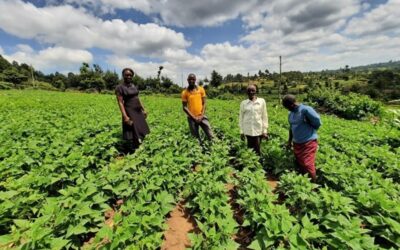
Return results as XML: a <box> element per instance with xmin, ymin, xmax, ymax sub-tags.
<box><xmin>161</xmin><ymin>201</ymin><xmax>196</xmax><ymax>250</ymax></box>
<box><xmin>266</xmin><ymin>175</ymin><xmax>278</xmax><ymax>190</ymax></box>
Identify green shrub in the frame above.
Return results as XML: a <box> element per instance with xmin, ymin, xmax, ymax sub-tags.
<box><xmin>0</xmin><ymin>81</ymin><xmax>14</xmax><ymax>89</ymax></box>
<box><xmin>305</xmin><ymin>88</ymin><xmax>383</xmax><ymax>120</ymax></box>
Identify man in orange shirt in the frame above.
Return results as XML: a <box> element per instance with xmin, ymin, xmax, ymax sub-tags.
<box><xmin>182</xmin><ymin>73</ymin><xmax>213</xmax><ymax>142</ymax></box>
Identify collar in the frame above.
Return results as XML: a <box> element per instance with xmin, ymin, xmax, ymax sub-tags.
<box><xmin>247</xmin><ymin>97</ymin><xmax>259</xmax><ymax>104</ymax></box>
<box><xmin>293</xmin><ymin>104</ymin><xmax>301</xmax><ymax>112</ymax></box>
<box><xmin>187</xmin><ymin>86</ymin><xmax>198</xmax><ymax>92</ymax></box>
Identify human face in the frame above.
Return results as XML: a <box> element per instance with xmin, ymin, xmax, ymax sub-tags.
<box><xmin>282</xmin><ymin>101</ymin><xmax>296</xmax><ymax>111</ymax></box>
<box><xmin>123</xmin><ymin>70</ymin><xmax>133</xmax><ymax>84</ymax></box>
<box><xmin>247</xmin><ymin>86</ymin><xmax>256</xmax><ymax>99</ymax></box>
<box><xmin>187</xmin><ymin>75</ymin><xmax>196</xmax><ymax>88</ymax></box>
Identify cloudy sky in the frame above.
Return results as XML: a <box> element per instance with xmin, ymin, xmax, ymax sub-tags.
<box><xmin>0</xmin><ymin>0</ymin><xmax>399</xmax><ymax>85</ymax></box>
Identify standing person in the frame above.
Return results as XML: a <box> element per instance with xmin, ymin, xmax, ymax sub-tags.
<box><xmin>115</xmin><ymin>68</ymin><xmax>150</xmax><ymax>152</ymax></box>
<box><xmin>239</xmin><ymin>84</ymin><xmax>268</xmax><ymax>155</ymax></box>
<box><xmin>282</xmin><ymin>94</ymin><xmax>321</xmax><ymax>182</ymax></box>
<box><xmin>182</xmin><ymin>73</ymin><xmax>213</xmax><ymax>142</ymax></box>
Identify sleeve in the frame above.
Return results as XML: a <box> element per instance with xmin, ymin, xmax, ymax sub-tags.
<box><xmin>201</xmin><ymin>87</ymin><xmax>206</xmax><ymax>97</ymax></box>
<box><xmin>115</xmin><ymin>85</ymin><xmax>122</xmax><ymax>96</ymax></box>
<box><xmin>262</xmin><ymin>99</ymin><xmax>268</xmax><ymax>134</ymax></box>
<box><xmin>181</xmin><ymin>90</ymin><xmax>188</xmax><ymax>102</ymax></box>
<box><xmin>239</xmin><ymin>101</ymin><xmax>244</xmax><ymax>134</ymax></box>
<box><xmin>304</xmin><ymin>106</ymin><xmax>321</xmax><ymax>129</ymax></box>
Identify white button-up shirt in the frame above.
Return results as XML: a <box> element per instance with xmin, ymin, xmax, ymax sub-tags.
<box><xmin>239</xmin><ymin>97</ymin><xmax>268</xmax><ymax>136</ymax></box>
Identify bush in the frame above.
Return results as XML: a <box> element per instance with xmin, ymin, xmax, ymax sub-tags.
<box><xmin>305</xmin><ymin>88</ymin><xmax>383</xmax><ymax>120</ymax></box>
<box><xmin>12</xmin><ymin>81</ymin><xmax>58</xmax><ymax>91</ymax></box>
<box><xmin>215</xmin><ymin>92</ymin><xmax>236</xmax><ymax>100</ymax></box>
<box><xmin>0</xmin><ymin>81</ymin><xmax>14</xmax><ymax>89</ymax></box>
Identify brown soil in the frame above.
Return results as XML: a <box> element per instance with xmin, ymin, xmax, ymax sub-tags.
<box><xmin>161</xmin><ymin>202</ymin><xmax>196</xmax><ymax>250</ymax></box>
<box><xmin>266</xmin><ymin>176</ymin><xmax>278</xmax><ymax>191</ymax></box>
<box><xmin>227</xmin><ymin>183</ymin><xmax>255</xmax><ymax>249</ymax></box>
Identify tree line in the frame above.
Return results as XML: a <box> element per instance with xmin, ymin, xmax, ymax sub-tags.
<box><xmin>1</xmin><ymin>54</ymin><xmax>399</xmax><ymax>101</ymax></box>
<box><xmin>0</xmin><ymin>56</ymin><xmax>181</xmax><ymax>93</ymax></box>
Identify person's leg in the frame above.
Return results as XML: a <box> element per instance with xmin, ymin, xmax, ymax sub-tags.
<box><xmin>188</xmin><ymin>117</ymin><xmax>200</xmax><ymax>139</ymax></box>
<box><xmin>246</xmin><ymin>135</ymin><xmax>261</xmax><ymax>155</ymax></box>
<box><xmin>303</xmin><ymin>140</ymin><xmax>317</xmax><ymax>181</ymax></box>
<box><xmin>199</xmin><ymin>117</ymin><xmax>214</xmax><ymax>140</ymax></box>
<box><xmin>293</xmin><ymin>140</ymin><xmax>317</xmax><ymax>181</ymax></box>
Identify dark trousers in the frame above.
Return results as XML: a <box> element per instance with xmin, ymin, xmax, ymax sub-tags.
<box><xmin>246</xmin><ymin>135</ymin><xmax>262</xmax><ymax>155</ymax></box>
<box><xmin>187</xmin><ymin>117</ymin><xmax>213</xmax><ymax>142</ymax></box>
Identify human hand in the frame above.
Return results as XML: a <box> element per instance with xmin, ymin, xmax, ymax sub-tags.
<box><xmin>262</xmin><ymin>133</ymin><xmax>269</xmax><ymax>140</ymax></box>
<box><xmin>195</xmin><ymin>116</ymin><xmax>203</xmax><ymax>123</ymax></box>
<box><xmin>124</xmin><ymin>117</ymin><xmax>134</xmax><ymax>126</ymax></box>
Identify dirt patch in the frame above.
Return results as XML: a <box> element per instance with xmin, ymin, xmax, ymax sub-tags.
<box><xmin>227</xmin><ymin>184</ymin><xmax>255</xmax><ymax>249</ymax></box>
<box><xmin>266</xmin><ymin>176</ymin><xmax>278</xmax><ymax>191</ymax></box>
<box><xmin>161</xmin><ymin>202</ymin><xmax>196</xmax><ymax>250</ymax></box>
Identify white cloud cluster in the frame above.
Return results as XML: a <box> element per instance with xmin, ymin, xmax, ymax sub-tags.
<box><xmin>3</xmin><ymin>45</ymin><xmax>93</xmax><ymax>73</ymax></box>
<box><xmin>345</xmin><ymin>0</ymin><xmax>400</xmax><ymax>36</ymax></box>
<box><xmin>50</xmin><ymin>0</ymin><xmax>262</xmax><ymax>27</ymax></box>
<box><xmin>0</xmin><ymin>0</ymin><xmax>189</xmax><ymax>56</ymax></box>
<box><xmin>0</xmin><ymin>0</ymin><xmax>399</xmax><ymax>86</ymax></box>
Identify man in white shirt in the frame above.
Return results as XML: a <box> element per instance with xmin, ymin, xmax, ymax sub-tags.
<box><xmin>239</xmin><ymin>84</ymin><xmax>268</xmax><ymax>155</ymax></box>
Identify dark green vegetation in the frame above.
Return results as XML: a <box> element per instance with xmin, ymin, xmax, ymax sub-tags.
<box><xmin>1</xmin><ymin>55</ymin><xmax>399</xmax><ymax>101</ymax></box>
<box><xmin>0</xmin><ymin>90</ymin><xmax>399</xmax><ymax>249</ymax></box>
<box><xmin>0</xmin><ymin>56</ymin><xmax>180</xmax><ymax>94</ymax></box>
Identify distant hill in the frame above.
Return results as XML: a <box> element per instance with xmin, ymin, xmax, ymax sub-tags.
<box><xmin>350</xmin><ymin>60</ymin><xmax>400</xmax><ymax>71</ymax></box>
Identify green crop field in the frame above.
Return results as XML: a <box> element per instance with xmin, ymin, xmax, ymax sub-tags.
<box><xmin>0</xmin><ymin>90</ymin><xmax>399</xmax><ymax>249</ymax></box>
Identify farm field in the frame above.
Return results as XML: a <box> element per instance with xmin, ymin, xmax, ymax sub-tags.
<box><xmin>0</xmin><ymin>90</ymin><xmax>399</xmax><ymax>249</ymax></box>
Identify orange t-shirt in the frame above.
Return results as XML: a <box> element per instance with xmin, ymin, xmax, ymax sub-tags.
<box><xmin>181</xmin><ymin>87</ymin><xmax>206</xmax><ymax>116</ymax></box>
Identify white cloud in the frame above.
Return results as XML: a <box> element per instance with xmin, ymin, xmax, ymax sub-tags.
<box><xmin>0</xmin><ymin>0</ymin><xmax>190</xmax><ymax>56</ymax></box>
<box><xmin>3</xmin><ymin>45</ymin><xmax>93</xmax><ymax>72</ymax></box>
<box><xmin>47</xmin><ymin>0</ymin><xmax>263</xmax><ymax>27</ymax></box>
<box><xmin>345</xmin><ymin>0</ymin><xmax>400</xmax><ymax>36</ymax></box>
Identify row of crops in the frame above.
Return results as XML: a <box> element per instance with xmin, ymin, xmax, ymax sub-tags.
<box><xmin>0</xmin><ymin>90</ymin><xmax>399</xmax><ymax>249</ymax></box>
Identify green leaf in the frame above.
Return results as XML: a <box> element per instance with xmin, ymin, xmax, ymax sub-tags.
<box><xmin>50</xmin><ymin>237</ymin><xmax>70</xmax><ymax>250</ymax></box>
<box><xmin>13</xmin><ymin>219</ymin><xmax>30</xmax><ymax>229</ymax></box>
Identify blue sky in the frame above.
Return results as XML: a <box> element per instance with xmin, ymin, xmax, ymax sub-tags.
<box><xmin>0</xmin><ymin>0</ymin><xmax>399</xmax><ymax>84</ymax></box>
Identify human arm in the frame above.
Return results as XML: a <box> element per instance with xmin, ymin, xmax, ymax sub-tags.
<box><xmin>197</xmin><ymin>87</ymin><xmax>206</xmax><ymax>121</ymax></box>
<box><xmin>198</xmin><ymin>96</ymin><xmax>206</xmax><ymax>120</ymax></box>
<box><xmin>138</xmin><ymin>99</ymin><xmax>147</xmax><ymax>118</ymax></box>
<box><xmin>287</xmin><ymin>127</ymin><xmax>293</xmax><ymax>149</ymax></box>
<box><xmin>116</xmin><ymin>94</ymin><xmax>131</xmax><ymax>124</ymax></box>
<box><xmin>182</xmin><ymin>101</ymin><xmax>197</xmax><ymax>121</ymax></box>
<box><xmin>261</xmin><ymin>99</ymin><xmax>269</xmax><ymax>139</ymax></box>
<box><xmin>304</xmin><ymin>107</ymin><xmax>321</xmax><ymax>129</ymax></box>
<box><xmin>239</xmin><ymin>102</ymin><xmax>245</xmax><ymax>140</ymax></box>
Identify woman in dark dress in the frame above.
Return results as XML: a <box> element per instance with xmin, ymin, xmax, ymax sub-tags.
<box><xmin>115</xmin><ymin>68</ymin><xmax>150</xmax><ymax>151</ymax></box>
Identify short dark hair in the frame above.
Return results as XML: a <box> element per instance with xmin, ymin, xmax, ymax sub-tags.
<box><xmin>282</xmin><ymin>94</ymin><xmax>296</xmax><ymax>106</ymax></box>
<box><xmin>247</xmin><ymin>84</ymin><xmax>257</xmax><ymax>91</ymax></box>
<box><xmin>122</xmin><ymin>68</ymin><xmax>134</xmax><ymax>76</ymax></box>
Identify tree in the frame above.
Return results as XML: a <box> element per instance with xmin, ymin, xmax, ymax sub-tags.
<box><xmin>0</xmin><ymin>55</ymin><xmax>12</xmax><ymax>71</ymax></box>
<box><xmin>104</xmin><ymin>70</ymin><xmax>120</xmax><ymax>90</ymax></box>
<box><xmin>234</xmin><ymin>73</ymin><xmax>244</xmax><ymax>82</ymax></box>
<box><xmin>157</xmin><ymin>66</ymin><xmax>164</xmax><ymax>79</ymax></box>
<box><xmin>1</xmin><ymin>67</ymin><xmax>28</xmax><ymax>85</ymax></box>
<box><xmin>210</xmin><ymin>70</ymin><xmax>223</xmax><ymax>87</ymax></box>
<box><xmin>133</xmin><ymin>75</ymin><xmax>145</xmax><ymax>90</ymax></box>
<box><xmin>224</xmin><ymin>73</ymin><xmax>234</xmax><ymax>83</ymax></box>
<box><xmin>66</xmin><ymin>72</ymin><xmax>81</xmax><ymax>88</ymax></box>
<box><xmin>161</xmin><ymin>76</ymin><xmax>173</xmax><ymax>88</ymax></box>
